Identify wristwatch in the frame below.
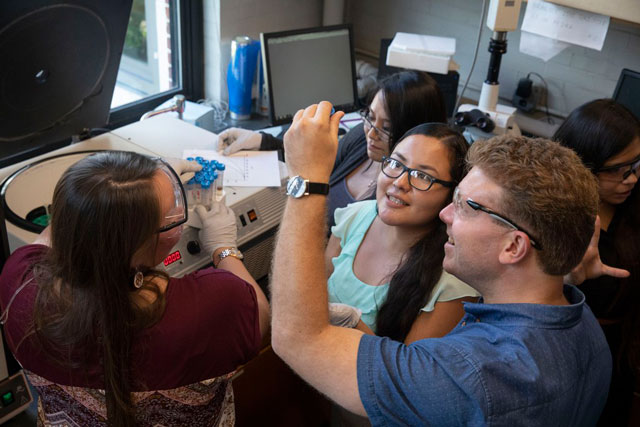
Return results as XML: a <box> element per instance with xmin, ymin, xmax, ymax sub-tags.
<box><xmin>286</xmin><ymin>175</ymin><xmax>330</xmax><ymax>198</ymax></box>
<box><xmin>217</xmin><ymin>247</ymin><xmax>244</xmax><ymax>266</ymax></box>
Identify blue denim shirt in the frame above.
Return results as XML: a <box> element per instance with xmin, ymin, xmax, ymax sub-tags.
<box><xmin>357</xmin><ymin>285</ymin><xmax>611</xmax><ymax>426</ymax></box>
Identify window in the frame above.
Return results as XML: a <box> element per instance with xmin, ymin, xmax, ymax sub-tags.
<box><xmin>112</xmin><ymin>0</ymin><xmax>178</xmax><ymax>108</ymax></box>
<box><xmin>108</xmin><ymin>0</ymin><xmax>203</xmax><ymax>128</ymax></box>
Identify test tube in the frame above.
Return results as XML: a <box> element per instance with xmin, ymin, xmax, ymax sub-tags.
<box><xmin>185</xmin><ymin>177</ymin><xmax>196</xmax><ymax>206</ymax></box>
<box><xmin>201</xmin><ymin>180</ymin><xmax>212</xmax><ymax>208</ymax></box>
<box><xmin>216</xmin><ymin>163</ymin><xmax>225</xmax><ymax>199</ymax></box>
<box><xmin>190</xmin><ymin>170</ymin><xmax>205</xmax><ymax>206</ymax></box>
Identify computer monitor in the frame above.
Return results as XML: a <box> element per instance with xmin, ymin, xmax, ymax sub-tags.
<box><xmin>613</xmin><ymin>68</ymin><xmax>640</xmax><ymax>119</ymax></box>
<box><xmin>261</xmin><ymin>24</ymin><xmax>359</xmax><ymax>126</ymax></box>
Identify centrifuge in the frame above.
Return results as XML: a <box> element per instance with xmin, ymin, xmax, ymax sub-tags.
<box><xmin>0</xmin><ymin>115</ymin><xmax>288</xmax><ymax>278</ymax></box>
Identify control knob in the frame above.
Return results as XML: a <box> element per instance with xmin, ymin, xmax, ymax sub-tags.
<box><xmin>187</xmin><ymin>240</ymin><xmax>201</xmax><ymax>255</ymax></box>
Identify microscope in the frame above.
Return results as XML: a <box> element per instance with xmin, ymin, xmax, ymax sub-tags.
<box><xmin>456</xmin><ymin>0</ymin><xmax>523</xmax><ymax>138</ymax></box>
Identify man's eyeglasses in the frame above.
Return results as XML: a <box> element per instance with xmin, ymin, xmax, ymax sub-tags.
<box><xmin>453</xmin><ymin>188</ymin><xmax>542</xmax><ymax>250</ymax></box>
<box><xmin>359</xmin><ymin>108</ymin><xmax>391</xmax><ymax>142</ymax></box>
<box><xmin>381</xmin><ymin>156</ymin><xmax>456</xmax><ymax>192</ymax></box>
<box><xmin>155</xmin><ymin>158</ymin><xmax>188</xmax><ymax>233</ymax></box>
<box><xmin>596</xmin><ymin>154</ymin><xmax>640</xmax><ymax>182</ymax></box>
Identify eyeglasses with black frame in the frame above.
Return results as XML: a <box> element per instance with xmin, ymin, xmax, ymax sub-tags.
<box><xmin>453</xmin><ymin>188</ymin><xmax>542</xmax><ymax>250</ymax></box>
<box><xmin>154</xmin><ymin>158</ymin><xmax>188</xmax><ymax>233</ymax></box>
<box><xmin>359</xmin><ymin>108</ymin><xmax>391</xmax><ymax>142</ymax></box>
<box><xmin>381</xmin><ymin>156</ymin><xmax>456</xmax><ymax>192</ymax></box>
<box><xmin>596</xmin><ymin>154</ymin><xmax>640</xmax><ymax>182</ymax></box>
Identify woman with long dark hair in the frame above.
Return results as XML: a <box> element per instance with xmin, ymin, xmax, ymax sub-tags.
<box><xmin>218</xmin><ymin>70</ymin><xmax>447</xmax><ymax>227</ymax></box>
<box><xmin>0</xmin><ymin>151</ymin><xmax>269</xmax><ymax>425</ymax></box>
<box><xmin>324</xmin><ymin>123</ymin><xmax>478</xmax><ymax>343</ymax></box>
<box><xmin>554</xmin><ymin>99</ymin><xmax>640</xmax><ymax>426</ymax></box>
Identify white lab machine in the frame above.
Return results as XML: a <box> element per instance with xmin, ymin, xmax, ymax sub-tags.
<box><xmin>0</xmin><ymin>116</ymin><xmax>288</xmax><ymax>280</ymax></box>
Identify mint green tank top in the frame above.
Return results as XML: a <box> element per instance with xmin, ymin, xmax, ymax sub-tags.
<box><xmin>328</xmin><ymin>200</ymin><xmax>479</xmax><ymax>333</ymax></box>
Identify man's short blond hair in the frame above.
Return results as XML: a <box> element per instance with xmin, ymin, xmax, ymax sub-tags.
<box><xmin>467</xmin><ymin>135</ymin><xmax>599</xmax><ymax>275</ymax></box>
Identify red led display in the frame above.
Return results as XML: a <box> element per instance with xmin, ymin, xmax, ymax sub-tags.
<box><xmin>163</xmin><ymin>250</ymin><xmax>182</xmax><ymax>266</ymax></box>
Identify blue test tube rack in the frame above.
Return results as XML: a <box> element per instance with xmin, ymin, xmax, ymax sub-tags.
<box><xmin>185</xmin><ymin>157</ymin><xmax>225</xmax><ymax>208</ymax></box>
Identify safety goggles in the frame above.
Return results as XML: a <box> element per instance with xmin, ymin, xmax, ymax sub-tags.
<box><xmin>453</xmin><ymin>187</ymin><xmax>542</xmax><ymax>250</ymax></box>
<box><xmin>155</xmin><ymin>158</ymin><xmax>188</xmax><ymax>233</ymax></box>
<box><xmin>359</xmin><ymin>108</ymin><xmax>392</xmax><ymax>142</ymax></box>
<box><xmin>596</xmin><ymin>154</ymin><xmax>640</xmax><ymax>182</ymax></box>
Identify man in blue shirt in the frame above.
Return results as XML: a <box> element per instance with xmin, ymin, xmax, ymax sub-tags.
<box><xmin>270</xmin><ymin>102</ymin><xmax>612</xmax><ymax>425</ymax></box>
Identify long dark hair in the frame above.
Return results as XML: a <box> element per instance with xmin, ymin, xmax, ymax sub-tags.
<box><xmin>375</xmin><ymin>123</ymin><xmax>468</xmax><ymax>341</ymax></box>
<box><xmin>554</xmin><ymin>99</ymin><xmax>640</xmax><ymax>373</ymax></box>
<box><xmin>32</xmin><ymin>151</ymin><xmax>168</xmax><ymax>426</ymax></box>
<box><xmin>373</xmin><ymin>70</ymin><xmax>447</xmax><ymax>153</ymax></box>
<box><xmin>553</xmin><ymin>99</ymin><xmax>640</xmax><ymax>171</ymax></box>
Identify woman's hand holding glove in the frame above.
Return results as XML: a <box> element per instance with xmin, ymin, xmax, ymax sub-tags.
<box><xmin>217</xmin><ymin>128</ymin><xmax>262</xmax><ymax>155</ymax></box>
<box><xmin>328</xmin><ymin>303</ymin><xmax>362</xmax><ymax>328</ymax></box>
<box><xmin>194</xmin><ymin>197</ymin><xmax>238</xmax><ymax>258</ymax></box>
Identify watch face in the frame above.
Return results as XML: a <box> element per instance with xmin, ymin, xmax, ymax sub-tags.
<box><xmin>222</xmin><ymin>248</ymin><xmax>243</xmax><ymax>259</ymax></box>
<box><xmin>287</xmin><ymin>176</ymin><xmax>306</xmax><ymax>198</ymax></box>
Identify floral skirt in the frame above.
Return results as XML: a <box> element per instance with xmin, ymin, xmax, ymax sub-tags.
<box><xmin>28</xmin><ymin>371</ymin><xmax>236</xmax><ymax>426</ymax></box>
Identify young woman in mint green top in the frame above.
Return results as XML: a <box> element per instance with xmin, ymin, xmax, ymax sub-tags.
<box><xmin>325</xmin><ymin>123</ymin><xmax>479</xmax><ymax>344</ymax></box>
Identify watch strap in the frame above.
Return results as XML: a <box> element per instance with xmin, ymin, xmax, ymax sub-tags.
<box><xmin>306</xmin><ymin>181</ymin><xmax>330</xmax><ymax>195</ymax></box>
<box><xmin>216</xmin><ymin>247</ymin><xmax>243</xmax><ymax>267</ymax></box>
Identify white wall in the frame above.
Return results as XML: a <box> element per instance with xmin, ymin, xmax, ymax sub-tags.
<box><xmin>203</xmin><ymin>0</ymin><xmax>223</xmax><ymax>102</ymax></box>
<box><xmin>203</xmin><ymin>0</ymin><xmax>640</xmax><ymax>118</ymax></box>
<box><xmin>203</xmin><ymin>0</ymin><xmax>324</xmax><ymax>102</ymax></box>
<box><xmin>346</xmin><ymin>0</ymin><xmax>640</xmax><ymax>117</ymax></box>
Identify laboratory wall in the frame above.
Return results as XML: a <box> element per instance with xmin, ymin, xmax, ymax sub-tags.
<box><xmin>204</xmin><ymin>0</ymin><xmax>323</xmax><ymax>102</ymax></box>
<box><xmin>346</xmin><ymin>0</ymin><xmax>640</xmax><ymax>117</ymax></box>
<box><xmin>202</xmin><ymin>0</ymin><xmax>640</xmax><ymax>119</ymax></box>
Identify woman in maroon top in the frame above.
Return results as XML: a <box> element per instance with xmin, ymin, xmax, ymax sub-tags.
<box><xmin>0</xmin><ymin>151</ymin><xmax>270</xmax><ymax>426</ymax></box>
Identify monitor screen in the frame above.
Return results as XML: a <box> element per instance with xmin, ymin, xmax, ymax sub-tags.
<box><xmin>613</xmin><ymin>68</ymin><xmax>640</xmax><ymax>119</ymax></box>
<box><xmin>261</xmin><ymin>25</ymin><xmax>358</xmax><ymax>125</ymax></box>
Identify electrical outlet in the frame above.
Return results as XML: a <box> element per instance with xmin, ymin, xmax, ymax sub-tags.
<box><xmin>532</xmin><ymin>85</ymin><xmax>546</xmax><ymax>109</ymax></box>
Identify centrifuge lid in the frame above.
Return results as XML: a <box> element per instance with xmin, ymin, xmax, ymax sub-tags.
<box><xmin>0</xmin><ymin>1</ymin><xmax>132</xmax><ymax>167</ymax></box>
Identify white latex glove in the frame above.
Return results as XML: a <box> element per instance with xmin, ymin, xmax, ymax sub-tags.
<box><xmin>164</xmin><ymin>158</ymin><xmax>202</xmax><ymax>184</ymax></box>
<box><xmin>328</xmin><ymin>303</ymin><xmax>362</xmax><ymax>328</ymax></box>
<box><xmin>194</xmin><ymin>197</ymin><xmax>237</xmax><ymax>257</ymax></box>
<box><xmin>217</xmin><ymin>127</ymin><xmax>262</xmax><ymax>155</ymax></box>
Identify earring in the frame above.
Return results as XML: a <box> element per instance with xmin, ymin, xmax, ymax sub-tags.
<box><xmin>133</xmin><ymin>271</ymin><xmax>144</xmax><ymax>289</ymax></box>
